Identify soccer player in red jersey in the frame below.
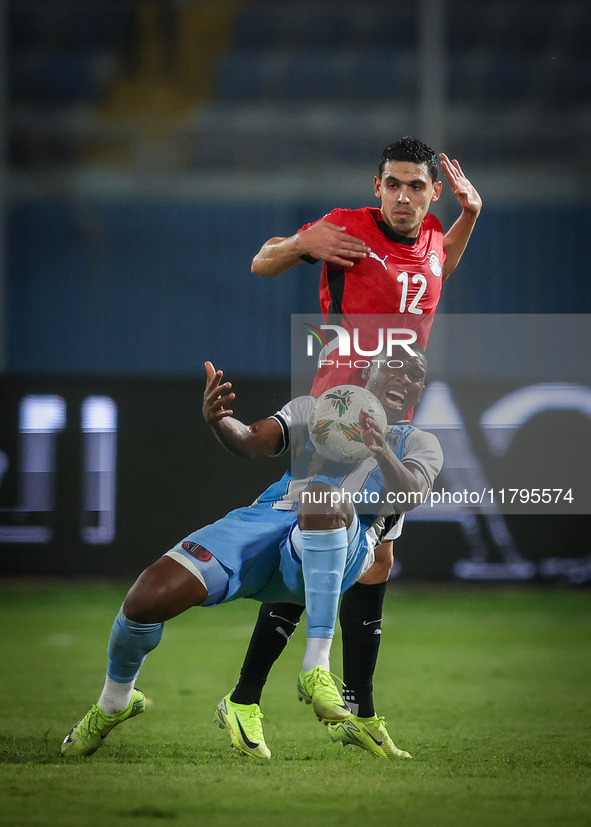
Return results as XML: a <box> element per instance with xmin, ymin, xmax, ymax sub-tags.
<box><xmin>253</xmin><ymin>136</ymin><xmax>482</xmax><ymax>394</ymax></box>
<box><xmin>219</xmin><ymin>138</ymin><xmax>482</xmax><ymax>759</ymax></box>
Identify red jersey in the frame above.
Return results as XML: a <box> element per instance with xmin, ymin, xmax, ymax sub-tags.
<box><xmin>298</xmin><ymin>207</ymin><xmax>446</xmax><ymax>395</ymax></box>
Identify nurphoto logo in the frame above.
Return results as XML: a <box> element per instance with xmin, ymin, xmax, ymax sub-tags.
<box><xmin>303</xmin><ymin>323</ymin><xmax>417</xmax><ymax>369</ymax></box>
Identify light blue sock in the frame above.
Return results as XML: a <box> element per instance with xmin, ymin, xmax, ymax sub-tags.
<box><xmin>106</xmin><ymin>607</ymin><xmax>163</xmax><ymax>683</ymax></box>
<box><xmin>301</xmin><ymin>528</ymin><xmax>348</xmax><ymax>639</ymax></box>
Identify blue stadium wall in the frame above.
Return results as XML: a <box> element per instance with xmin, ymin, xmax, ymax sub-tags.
<box><xmin>8</xmin><ymin>199</ymin><xmax>591</xmax><ymax>376</ymax></box>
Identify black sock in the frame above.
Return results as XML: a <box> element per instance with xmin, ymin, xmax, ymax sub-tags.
<box><xmin>230</xmin><ymin>602</ymin><xmax>304</xmax><ymax>706</ymax></box>
<box><xmin>340</xmin><ymin>581</ymin><xmax>387</xmax><ymax>718</ymax></box>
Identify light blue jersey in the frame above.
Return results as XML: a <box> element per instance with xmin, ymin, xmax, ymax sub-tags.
<box><xmin>165</xmin><ymin>395</ymin><xmax>443</xmax><ymax>606</ymax></box>
<box><xmin>262</xmin><ymin>397</ymin><xmax>413</xmax><ymax>529</ymax></box>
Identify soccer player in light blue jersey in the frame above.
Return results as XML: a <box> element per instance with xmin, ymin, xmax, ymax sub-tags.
<box><xmin>61</xmin><ymin>347</ymin><xmax>442</xmax><ymax>759</ymax></box>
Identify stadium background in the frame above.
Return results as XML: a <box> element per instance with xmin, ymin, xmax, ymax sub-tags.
<box><xmin>1</xmin><ymin>0</ymin><xmax>590</xmax><ymax>580</ymax></box>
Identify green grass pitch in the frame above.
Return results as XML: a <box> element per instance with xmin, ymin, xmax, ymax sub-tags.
<box><xmin>1</xmin><ymin>582</ymin><xmax>590</xmax><ymax>827</ymax></box>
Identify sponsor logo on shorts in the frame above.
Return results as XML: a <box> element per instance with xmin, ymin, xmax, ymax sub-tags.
<box><xmin>182</xmin><ymin>541</ymin><xmax>212</xmax><ymax>561</ymax></box>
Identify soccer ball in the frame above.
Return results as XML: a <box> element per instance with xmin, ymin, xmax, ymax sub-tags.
<box><xmin>308</xmin><ymin>385</ymin><xmax>387</xmax><ymax>463</ymax></box>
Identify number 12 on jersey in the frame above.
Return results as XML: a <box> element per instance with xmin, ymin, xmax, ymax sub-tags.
<box><xmin>397</xmin><ymin>272</ymin><xmax>428</xmax><ymax>315</ymax></box>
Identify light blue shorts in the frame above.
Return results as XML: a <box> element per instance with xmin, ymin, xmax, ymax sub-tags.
<box><xmin>165</xmin><ymin>502</ymin><xmax>368</xmax><ymax>607</ymax></box>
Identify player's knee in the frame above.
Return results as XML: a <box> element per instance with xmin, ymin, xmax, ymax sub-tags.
<box><xmin>123</xmin><ymin>575</ymin><xmax>159</xmax><ymax>624</ymax></box>
<box><xmin>298</xmin><ymin>483</ymin><xmax>353</xmax><ymax>531</ymax></box>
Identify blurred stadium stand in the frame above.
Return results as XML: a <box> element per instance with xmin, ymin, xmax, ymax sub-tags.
<box><xmin>8</xmin><ymin>0</ymin><xmax>591</xmax><ymax>176</ymax></box>
<box><xmin>5</xmin><ymin>0</ymin><xmax>591</xmax><ymax>375</ymax></box>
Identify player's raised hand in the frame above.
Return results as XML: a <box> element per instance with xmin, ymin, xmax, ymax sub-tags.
<box><xmin>439</xmin><ymin>154</ymin><xmax>482</xmax><ymax>218</ymax></box>
<box><xmin>203</xmin><ymin>361</ymin><xmax>235</xmax><ymax>425</ymax></box>
<box><xmin>298</xmin><ymin>220</ymin><xmax>371</xmax><ymax>267</ymax></box>
<box><xmin>359</xmin><ymin>409</ymin><xmax>389</xmax><ymax>458</ymax></box>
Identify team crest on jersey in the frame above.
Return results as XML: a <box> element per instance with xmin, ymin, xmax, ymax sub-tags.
<box><xmin>428</xmin><ymin>250</ymin><xmax>442</xmax><ymax>277</ymax></box>
<box><xmin>386</xmin><ymin>433</ymin><xmax>402</xmax><ymax>452</ymax></box>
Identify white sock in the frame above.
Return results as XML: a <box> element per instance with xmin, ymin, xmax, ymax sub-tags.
<box><xmin>302</xmin><ymin>637</ymin><xmax>332</xmax><ymax>672</ymax></box>
<box><xmin>98</xmin><ymin>675</ymin><xmax>135</xmax><ymax>714</ymax></box>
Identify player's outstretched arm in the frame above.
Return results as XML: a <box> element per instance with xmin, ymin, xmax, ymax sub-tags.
<box><xmin>251</xmin><ymin>220</ymin><xmax>371</xmax><ymax>277</ymax></box>
<box><xmin>359</xmin><ymin>410</ymin><xmax>425</xmax><ymax>512</ymax></box>
<box><xmin>440</xmin><ymin>153</ymin><xmax>482</xmax><ymax>281</ymax></box>
<box><xmin>203</xmin><ymin>361</ymin><xmax>283</xmax><ymax>457</ymax></box>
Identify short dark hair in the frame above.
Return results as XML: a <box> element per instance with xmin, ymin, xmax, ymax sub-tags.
<box><xmin>379</xmin><ymin>137</ymin><xmax>438</xmax><ymax>182</ymax></box>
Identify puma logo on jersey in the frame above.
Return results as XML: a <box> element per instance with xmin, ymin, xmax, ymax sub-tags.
<box><xmin>369</xmin><ymin>251</ymin><xmax>389</xmax><ymax>270</ymax></box>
